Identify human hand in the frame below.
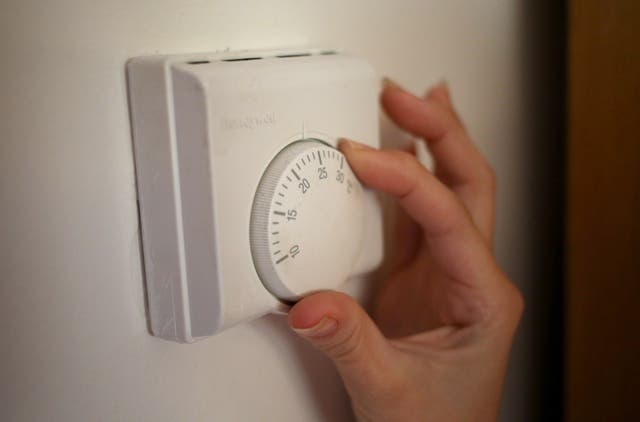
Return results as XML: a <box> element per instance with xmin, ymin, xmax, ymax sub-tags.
<box><xmin>288</xmin><ymin>80</ymin><xmax>524</xmax><ymax>421</ymax></box>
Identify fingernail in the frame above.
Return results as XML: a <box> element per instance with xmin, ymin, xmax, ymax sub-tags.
<box><xmin>432</xmin><ymin>79</ymin><xmax>451</xmax><ymax>98</ymax></box>
<box><xmin>338</xmin><ymin>138</ymin><xmax>373</xmax><ymax>151</ymax></box>
<box><xmin>382</xmin><ymin>76</ymin><xmax>403</xmax><ymax>90</ymax></box>
<box><xmin>434</xmin><ymin>79</ymin><xmax>448</xmax><ymax>90</ymax></box>
<box><xmin>292</xmin><ymin>316</ymin><xmax>338</xmax><ymax>339</ymax></box>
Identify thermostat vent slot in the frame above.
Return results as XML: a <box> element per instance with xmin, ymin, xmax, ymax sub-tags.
<box><xmin>222</xmin><ymin>57</ymin><xmax>262</xmax><ymax>62</ymax></box>
<box><xmin>276</xmin><ymin>53</ymin><xmax>311</xmax><ymax>58</ymax></box>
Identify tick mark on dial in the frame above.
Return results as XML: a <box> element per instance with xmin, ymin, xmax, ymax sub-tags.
<box><xmin>301</xmin><ymin>157</ymin><xmax>306</xmax><ymax>165</ymax></box>
<box><xmin>275</xmin><ymin>201</ymin><xmax>282</xmax><ymax>206</ymax></box>
<box><xmin>286</xmin><ymin>176</ymin><xmax>292</xmax><ymax>182</ymax></box>
<box><xmin>296</xmin><ymin>163</ymin><xmax>301</xmax><ymax>170</ymax></box>
<box><xmin>272</xmin><ymin>221</ymin><xmax>279</xmax><ymax>225</ymax></box>
<box><xmin>291</xmin><ymin>169</ymin><xmax>300</xmax><ymax>180</ymax></box>
<box><xmin>272</xmin><ymin>240</ymin><xmax>280</xmax><ymax>245</ymax></box>
<box><xmin>275</xmin><ymin>254</ymin><xmax>289</xmax><ymax>264</ymax></box>
<box><xmin>273</xmin><ymin>211</ymin><xmax>285</xmax><ymax>216</ymax></box>
<box><xmin>274</xmin><ymin>250</ymin><xmax>281</xmax><ymax>255</ymax></box>
<box><xmin>272</xmin><ymin>231</ymin><xmax>279</xmax><ymax>235</ymax></box>
<box><xmin>340</xmin><ymin>155</ymin><xmax>344</xmax><ymax>169</ymax></box>
<box><xmin>306</xmin><ymin>154</ymin><xmax>311</xmax><ymax>162</ymax></box>
<box><xmin>278</xmin><ymin>192</ymin><xmax>285</xmax><ymax>197</ymax></box>
<box><xmin>281</xmin><ymin>184</ymin><xmax>288</xmax><ymax>189</ymax></box>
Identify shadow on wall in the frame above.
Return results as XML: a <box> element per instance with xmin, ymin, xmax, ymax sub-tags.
<box><xmin>250</xmin><ymin>314</ymin><xmax>353</xmax><ymax>422</ymax></box>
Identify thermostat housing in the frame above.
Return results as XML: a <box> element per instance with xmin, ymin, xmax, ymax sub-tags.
<box><xmin>127</xmin><ymin>48</ymin><xmax>383</xmax><ymax>343</ymax></box>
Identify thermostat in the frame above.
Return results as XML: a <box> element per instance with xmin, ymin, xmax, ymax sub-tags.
<box><xmin>127</xmin><ymin>48</ymin><xmax>383</xmax><ymax>343</ymax></box>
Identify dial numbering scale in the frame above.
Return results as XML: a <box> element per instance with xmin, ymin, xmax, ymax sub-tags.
<box><xmin>251</xmin><ymin>140</ymin><xmax>364</xmax><ymax>302</ymax></box>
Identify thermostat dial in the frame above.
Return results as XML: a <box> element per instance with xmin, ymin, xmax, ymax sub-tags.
<box><xmin>250</xmin><ymin>140</ymin><xmax>365</xmax><ymax>302</ymax></box>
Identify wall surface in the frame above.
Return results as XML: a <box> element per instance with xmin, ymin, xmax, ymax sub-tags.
<box><xmin>1</xmin><ymin>1</ymin><xmax>563</xmax><ymax>421</ymax></box>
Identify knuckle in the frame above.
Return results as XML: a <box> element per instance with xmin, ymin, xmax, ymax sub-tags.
<box><xmin>511</xmin><ymin>285</ymin><xmax>525</xmax><ymax>317</ymax></box>
<box><xmin>321</xmin><ymin>323</ymin><xmax>364</xmax><ymax>365</ymax></box>
<box><xmin>494</xmin><ymin>278</ymin><xmax>525</xmax><ymax>324</ymax></box>
<box><xmin>432</xmin><ymin>100</ymin><xmax>464</xmax><ymax>136</ymax></box>
<box><xmin>470</xmin><ymin>159</ymin><xmax>496</xmax><ymax>194</ymax></box>
<box><xmin>390</xmin><ymin>150</ymin><xmax>429</xmax><ymax>192</ymax></box>
<box><xmin>393</xmin><ymin>149</ymin><xmax>420</xmax><ymax>169</ymax></box>
<box><xmin>484</xmin><ymin>164</ymin><xmax>496</xmax><ymax>187</ymax></box>
<box><xmin>450</xmin><ymin>124</ymin><xmax>469</xmax><ymax>141</ymax></box>
<box><xmin>432</xmin><ymin>192</ymin><xmax>468</xmax><ymax>236</ymax></box>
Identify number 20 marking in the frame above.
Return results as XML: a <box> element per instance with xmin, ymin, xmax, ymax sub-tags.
<box><xmin>299</xmin><ymin>178</ymin><xmax>310</xmax><ymax>193</ymax></box>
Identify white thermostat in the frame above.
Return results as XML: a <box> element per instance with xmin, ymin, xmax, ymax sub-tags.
<box><xmin>127</xmin><ymin>48</ymin><xmax>383</xmax><ymax>343</ymax></box>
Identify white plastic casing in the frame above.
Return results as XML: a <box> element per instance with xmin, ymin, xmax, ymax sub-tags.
<box><xmin>127</xmin><ymin>48</ymin><xmax>383</xmax><ymax>343</ymax></box>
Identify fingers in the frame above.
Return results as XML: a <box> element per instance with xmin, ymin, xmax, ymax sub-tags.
<box><xmin>423</xmin><ymin>82</ymin><xmax>463</xmax><ymax>127</ymax></box>
<box><xmin>389</xmin><ymin>143</ymin><xmax>422</xmax><ymax>271</ymax></box>
<box><xmin>381</xmin><ymin>79</ymin><xmax>495</xmax><ymax>244</ymax></box>
<box><xmin>340</xmin><ymin>140</ymin><xmax>498</xmax><ymax>287</ymax></box>
<box><xmin>381</xmin><ymin>78</ymin><xmax>457</xmax><ymax>141</ymax></box>
<box><xmin>389</xmin><ymin>206</ymin><xmax>421</xmax><ymax>272</ymax></box>
<box><xmin>288</xmin><ymin>292</ymin><xmax>396</xmax><ymax>396</ymax></box>
<box><xmin>424</xmin><ymin>80</ymin><xmax>453</xmax><ymax>108</ymax></box>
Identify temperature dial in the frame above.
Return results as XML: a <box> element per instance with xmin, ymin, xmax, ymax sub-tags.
<box><xmin>250</xmin><ymin>139</ymin><xmax>364</xmax><ymax>302</ymax></box>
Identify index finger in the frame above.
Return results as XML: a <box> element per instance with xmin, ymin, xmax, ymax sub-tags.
<box><xmin>339</xmin><ymin>140</ymin><xmax>499</xmax><ymax>289</ymax></box>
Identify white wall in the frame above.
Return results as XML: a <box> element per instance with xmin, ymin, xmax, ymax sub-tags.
<box><xmin>1</xmin><ymin>1</ymin><xmax>562</xmax><ymax>420</ymax></box>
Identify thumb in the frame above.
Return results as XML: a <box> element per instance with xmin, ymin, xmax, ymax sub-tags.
<box><xmin>288</xmin><ymin>291</ymin><xmax>395</xmax><ymax>395</ymax></box>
